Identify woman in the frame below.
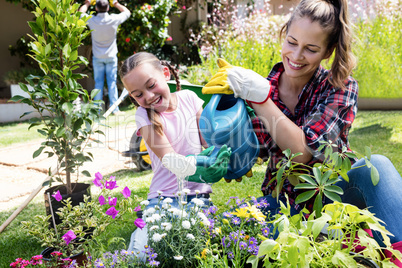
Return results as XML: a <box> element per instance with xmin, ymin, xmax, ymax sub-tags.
<box><xmin>203</xmin><ymin>0</ymin><xmax>402</xmax><ymax>264</ymax></box>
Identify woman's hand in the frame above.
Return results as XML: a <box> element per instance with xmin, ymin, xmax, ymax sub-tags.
<box><xmin>202</xmin><ymin>58</ymin><xmax>272</xmax><ymax>104</ymax></box>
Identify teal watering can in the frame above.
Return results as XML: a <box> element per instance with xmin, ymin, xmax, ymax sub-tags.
<box><xmin>199</xmin><ymin>94</ymin><xmax>260</xmax><ymax>181</ymax></box>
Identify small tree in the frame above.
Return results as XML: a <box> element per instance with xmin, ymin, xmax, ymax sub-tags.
<box><xmin>10</xmin><ymin>0</ymin><xmax>103</xmax><ymax>194</ymax></box>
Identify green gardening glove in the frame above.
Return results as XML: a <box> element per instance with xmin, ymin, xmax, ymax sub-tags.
<box><xmin>187</xmin><ymin>145</ymin><xmax>232</xmax><ymax>184</ymax></box>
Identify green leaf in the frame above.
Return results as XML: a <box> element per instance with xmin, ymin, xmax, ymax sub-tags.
<box><xmin>370</xmin><ymin>166</ymin><xmax>380</xmax><ymax>186</ymax></box>
<box><xmin>323</xmin><ymin>190</ymin><xmax>342</xmax><ymax>203</ymax></box>
<box><xmin>62</xmin><ymin>102</ymin><xmax>73</xmax><ymax>114</ymax></box>
<box><xmin>295</xmin><ymin>190</ymin><xmax>316</xmax><ymax>204</ymax></box>
<box><xmin>81</xmin><ymin>170</ymin><xmax>91</xmax><ymax>177</ymax></box>
<box><xmin>324</xmin><ymin>185</ymin><xmax>344</xmax><ymax>194</ymax></box>
<box><xmin>298</xmin><ymin>174</ymin><xmax>317</xmax><ymax>185</ymax></box>
<box><xmin>365</xmin><ymin>146</ymin><xmax>372</xmax><ymax>160</ymax></box>
<box><xmin>313</xmin><ymin>193</ymin><xmax>323</xmax><ymax>217</ymax></box>
<box><xmin>342</xmin><ymin>157</ymin><xmax>352</xmax><ymax>172</ymax></box>
<box><xmin>257</xmin><ymin>238</ymin><xmax>277</xmax><ymax>257</ymax></box>
<box><xmin>33</xmin><ymin>146</ymin><xmax>45</xmax><ymax>158</ymax></box>
<box><xmin>294</xmin><ymin>183</ymin><xmax>317</xmax><ymax>190</ymax></box>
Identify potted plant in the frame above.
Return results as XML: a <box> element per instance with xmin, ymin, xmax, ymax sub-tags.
<box><xmin>9</xmin><ymin>0</ymin><xmax>104</xmax><ymax>222</ymax></box>
<box><xmin>20</xmin><ymin>172</ymin><xmax>142</xmax><ymax>266</ymax></box>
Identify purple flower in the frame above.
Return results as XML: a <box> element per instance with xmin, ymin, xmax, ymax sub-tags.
<box><xmin>249</xmin><ymin>237</ymin><xmax>258</xmax><ymax>246</ymax></box>
<box><xmin>134</xmin><ymin>205</ymin><xmax>142</xmax><ymax>212</ymax></box>
<box><xmin>262</xmin><ymin>227</ymin><xmax>270</xmax><ymax>237</ymax></box>
<box><xmin>105</xmin><ymin>177</ymin><xmax>118</xmax><ymax>190</ymax></box>
<box><xmin>62</xmin><ymin>230</ymin><xmax>76</xmax><ymax>245</ymax></box>
<box><xmin>93</xmin><ymin>172</ymin><xmax>103</xmax><ymax>188</ymax></box>
<box><xmin>134</xmin><ymin>218</ymin><xmax>146</xmax><ymax>230</ymax></box>
<box><xmin>222</xmin><ymin>212</ymin><xmax>232</xmax><ymax>218</ymax></box>
<box><xmin>149</xmin><ymin>260</ymin><xmax>160</xmax><ymax>266</ymax></box>
<box><xmin>108</xmin><ymin>197</ymin><xmax>117</xmax><ymax>206</ymax></box>
<box><xmin>121</xmin><ymin>186</ymin><xmax>131</xmax><ymax>198</ymax></box>
<box><xmin>239</xmin><ymin>241</ymin><xmax>248</xmax><ymax>250</ymax></box>
<box><xmin>208</xmin><ymin>206</ymin><xmax>217</xmax><ymax>215</ymax></box>
<box><xmin>105</xmin><ymin>207</ymin><xmax>119</xmax><ymax>219</ymax></box>
<box><xmin>99</xmin><ymin>195</ymin><xmax>106</xmax><ymax>205</ymax></box>
<box><xmin>52</xmin><ymin>190</ymin><xmax>62</xmax><ymax>202</ymax></box>
<box><xmin>231</xmin><ymin>217</ymin><xmax>241</xmax><ymax>225</ymax></box>
<box><xmin>227</xmin><ymin>251</ymin><xmax>234</xmax><ymax>259</ymax></box>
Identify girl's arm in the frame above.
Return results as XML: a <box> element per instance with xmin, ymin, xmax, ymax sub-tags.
<box><xmin>252</xmin><ymin>99</ymin><xmax>313</xmax><ymax>163</ymax></box>
<box><xmin>196</xmin><ymin>107</ymin><xmax>208</xmax><ymax>148</ymax></box>
<box><xmin>139</xmin><ymin>125</ymin><xmax>174</xmax><ymax>160</ymax></box>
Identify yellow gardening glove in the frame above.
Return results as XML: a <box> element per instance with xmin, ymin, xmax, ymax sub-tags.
<box><xmin>202</xmin><ymin>58</ymin><xmax>272</xmax><ymax>104</ymax></box>
<box><xmin>91</xmin><ymin>0</ymin><xmax>96</xmax><ymax>5</ymax></box>
<box><xmin>202</xmin><ymin>58</ymin><xmax>235</xmax><ymax>95</ymax></box>
<box><xmin>109</xmin><ymin>0</ymin><xmax>115</xmax><ymax>7</ymax></box>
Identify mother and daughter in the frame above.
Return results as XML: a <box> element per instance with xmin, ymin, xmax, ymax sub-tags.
<box><xmin>120</xmin><ymin>0</ymin><xmax>402</xmax><ymax>265</ymax></box>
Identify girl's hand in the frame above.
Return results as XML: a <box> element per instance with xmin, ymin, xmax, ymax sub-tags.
<box><xmin>202</xmin><ymin>58</ymin><xmax>272</xmax><ymax>104</ymax></box>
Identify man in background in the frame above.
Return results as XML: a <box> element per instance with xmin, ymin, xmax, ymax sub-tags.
<box><xmin>79</xmin><ymin>0</ymin><xmax>130</xmax><ymax>115</ymax></box>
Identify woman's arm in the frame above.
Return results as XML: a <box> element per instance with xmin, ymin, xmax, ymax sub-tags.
<box><xmin>252</xmin><ymin>99</ymin><xmax>313</xmax><ymax>163</ymax></box>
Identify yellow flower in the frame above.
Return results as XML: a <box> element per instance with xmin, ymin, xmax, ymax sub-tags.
<box><xmin>201</xmin><ymin>248</ymin><xmax>209</xmax><ymax>259</ymax></box>
<box><xmin>232</xmin><ymin>206</ymin><xmax>250</xmax><ymax>219</ymax></box>
<box><xmin>244</xmin><ymin>235</ymin><xmax>250</xmax><ymax>241</ymax></box>
<box><xmin>249</xmin><ymin>204</ymin><xmax>266</xmax><ymax>222</ymax></box>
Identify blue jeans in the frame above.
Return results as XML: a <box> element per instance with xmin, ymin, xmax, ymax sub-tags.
<box><xmin>92</xmin><ymin>56</ymin><xmax>119</xmax><ymax>113</ymax></box>
<box><xmin>257</xmin><ymin>154</ymin><xmax>402</xmax><ymax>245</ymax></box>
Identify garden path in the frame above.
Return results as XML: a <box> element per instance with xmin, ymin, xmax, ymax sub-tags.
<box><xmin>0</xmin><ymin>119</ymin><xmax>138</xmax><ymax>212</ymax></box>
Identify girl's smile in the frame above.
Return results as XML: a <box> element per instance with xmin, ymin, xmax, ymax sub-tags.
<box><xmin>122</xmin><ymin>62</ymin><xmax>177</xmax><ymax>113</ymax></box>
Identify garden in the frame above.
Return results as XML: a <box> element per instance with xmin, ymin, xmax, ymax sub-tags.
<box><xmin>1</xmin><ymin>0</ymin><xmax>402</xmax><ymax>267</ymax></box>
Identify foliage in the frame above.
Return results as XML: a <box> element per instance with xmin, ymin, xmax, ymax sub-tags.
<box><xmin>352</xmin><ymin>0</ymin><xmax>402</xmax><ymax>98</ymax></box>
<box><xmin>21</xmin><ymin>172</ymin><xmax>141</xmax><ymax>262</ymax></box>
<box><xmin>271</xmin><ymin>142</ymin><xmax>379</xmax><ymax>217</ymax></box>
<box><xmin>197</xmin><ymin>196</ymin><xmax>272</xmax><ymax>268</ymax></box>
<box><xmin>9</xmin><ymin>0</ymin><xmax>103</xmax><ymax>193</ymax></box>
<box><xmin>250</xmin><ymin>199</ymin><xmax>400</xmax><ymax>267</ymax></box>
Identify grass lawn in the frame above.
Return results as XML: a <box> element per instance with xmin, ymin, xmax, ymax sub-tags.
<box><xmin>0</xmin><ymin>110</ymin><xmax>401</xmax><ymax>266</ymax></box>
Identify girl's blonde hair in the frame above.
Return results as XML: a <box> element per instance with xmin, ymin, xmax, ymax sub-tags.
<box><xmin>280</xmin><ymin>0</ymin><xmax>356</xmax><ymax>90</ymax></box>
<box><xmin>120</xmin><ymin>52</ymin><xmax>181</xmax><ymax>135</ymax></box>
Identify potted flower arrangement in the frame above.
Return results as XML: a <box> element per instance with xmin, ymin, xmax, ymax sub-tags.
<box><xmin>8</xmin><ymin>0</ymin><xmax>104</xmax><ymax>224</ymax></box>
<box><xmin>19</xmin><ymin>172</ymin><xmax>143</xmax><ymax>267</ymax></box>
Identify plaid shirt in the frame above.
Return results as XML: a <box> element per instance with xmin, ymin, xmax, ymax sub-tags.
<box><xmin>248</xmin><ymin>62</ymin><xmax>358</xmax><ymax>211</ymax></box>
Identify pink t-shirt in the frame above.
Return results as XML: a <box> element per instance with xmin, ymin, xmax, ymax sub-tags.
<box><xmin>135</xmin><ymin>90</ymin><xmax>213</xmax><ymax>199</ymax></box>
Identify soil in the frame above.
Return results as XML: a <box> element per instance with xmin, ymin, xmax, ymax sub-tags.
<box><xmin>0</xmin><ymin>123</ymin><xmax>138</xmax><ymax>212</ymax></box>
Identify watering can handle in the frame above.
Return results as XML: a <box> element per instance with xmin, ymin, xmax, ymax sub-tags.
<box><xmin>194</xmin><ymin>147</ymin><xmax>220</xmax><ymax>168</ymax></box>
<box><xmin>201</xmin><ymin>94</ymin><xmax>224</xmax><ymax>130</ymax></box>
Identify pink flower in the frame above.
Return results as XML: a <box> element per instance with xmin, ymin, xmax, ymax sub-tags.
<box><xmin>105</xmin><ymin>177</ymin><xmax>118</xmax><ymax>190</ymax></box>
<box><xmin>134</xmin><ymin>218</ymin><xmax>146</xmax><ymax>230</ymax></box>
<box><xmin>52</xmin><ymin>190</ymin><xmax>62</xmax><ymax>202</ymax></box>
<box><xmin>106</xmin><ymin>207</ymin><xmax>119</xmax><ymax>219</ymax></box>
<box><xmin>62</xmin><ymin>230</ymin><xmax>76</xmax><ymax>245</ymax></box>
<box><xmin>121</xmin><ymin>186</ymin><xmax>131</xmax><ymax>198</ymax></box>
<box><xmin>99</xmin><ymin>195</ymin><xmax>106</xmax><ymax>205</ymax></box>
<box><xmin>182</xmin><ymin>5</ymin><xmax>186</xmax><ymax>10</ymax></box>
<box><xmin>166</xmin><ymin>36</ymin><xmax>172</xmax><ymax>41</ymax></box>
<box><xmin>108</xmin><ymin>197</ymin><xmax>117</xmax><ymax>206</ymax></box>
<box><xmin>93</xmin><ymin>172</ymin><xmax>103</xmax><ymax>188</ymax></box>
<box><xmin>134</xmin><ymin>205</ymin><xmax>142</xmax><ymax>212</ymax></box>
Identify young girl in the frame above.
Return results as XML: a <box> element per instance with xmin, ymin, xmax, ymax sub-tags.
<box><xmin>203</xmin><ymin>0</ymin><xmax>402</xmax><ymax>265</ymax></box>
<box><xmin>120</xmin><ymin>52</ymin><xmax>230</xmax><ymax>259</ymax></box>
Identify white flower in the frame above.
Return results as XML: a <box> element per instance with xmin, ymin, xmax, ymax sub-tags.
<box><xmin>195</xmin><ymin>190</ymin><xmax>200</xmax><ymax>194</ymax></box>
<box><xmin>146</xmin><ymin>217</ymin><xmax>155</xmax><ymax>224</ymax></box>
<box><xmin>202</xmin><ymin>218</ymin><xmax>210</xmax><ymax>226</ymax></box>
<box><xmin>161</xmin><ymin>233</ymin><xmax>167</xmax><ymax>238</ymax></box>
<box><xmin>182</xmin><ymin>188</ymin><xmax>191</xmax><ymax>194</ymax></box>
<box><xmin>152</xmin><ymin>233</ymin><xmax>162</xmax><ymax>242</ymax></box>
<box><xmin>163</xmin><ymin>198</ymin><xmax>173</xmax><ymax>204</ymax></box>
<box><xmin>191</xmin><ymin>218</ymin><xmax>196</xmax><ymax>225</ymax></box>
<box><xmin>157</xmin><ymin>190</ymin><xmax>163</xmax><ymax>195</ymax></box>
<box><xmin>161</xmin><ymin>222</ymin><xmax>172</xmax><ymax>231</ymax></box>
<box><xmin>152</xmin><ymin>214</ymin><xmax>161</xmax><ymax>222</ymax></box>
<box><xmin>181</xmin><ymin>201</ymin><xmax>188</xmax><ymax>205</ymax></box>
<box><xmin>192</xmin><ymin>198</ymin><xmax>204</xmax><ymax>207</ymax></box>
<box><xmin>149</xmin><ymin>225</ymin><xmax>159</xmax><ymax>231</ymax></box>
<box><xmin>169</xmin><ymin>208</ymin><xmax>180</xmax><ymax>215</ymax></box>
<box><xmin>140</xmin><ymin>200</ymin><xmax>150</xmax><ymax>206</ymax></box>
<box><xmin>174</xmin><ymin>256</ymin><xmax>183</xmax><ymax>260</ymax></box>
<box><xmin>145</xmin><ymin>207</ymin><xmax>155</xmax><ymax>215</ymax></box>
<box><xmin>186</xmin><ymin>233</ymin><xmax>195</xmax><ymax>240</ymax></box>
<box><xmin>182</xmin><ymin>220</ymin><xmax>191</xmax><ymax>229</ymax></box>
<box><xmin>159</xmin><ymin>196</ymin><xmax>164</xmax><ymax>200</ymax></box>
<box><xmin>154</xmin><ymin>205</ymin><xmax>160</xmax><ymax>210</ymax></box>
<box><xmin>162</xmin><ymin>203</ymin><xmax>170</xmax><ymax>209</ymax></box>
